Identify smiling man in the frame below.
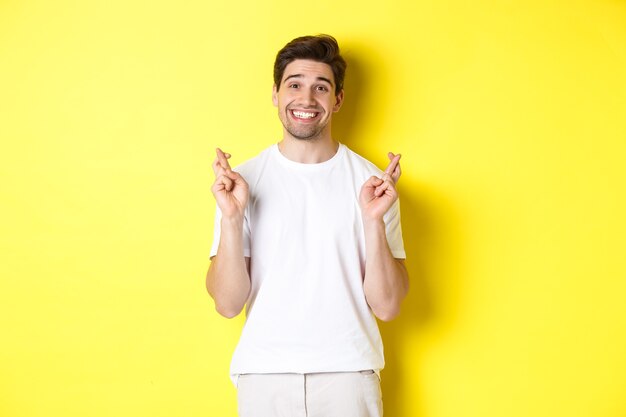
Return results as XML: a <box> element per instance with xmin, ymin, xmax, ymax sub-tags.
<box><xmin>274</xmin><ymin>59</ymin><xmax>342</xmax><ymax>141</ymax></box>
<box><xmin>206</xmin><ymin>35</ymin><xmax>408</xmax><ymax>417</ymax></box>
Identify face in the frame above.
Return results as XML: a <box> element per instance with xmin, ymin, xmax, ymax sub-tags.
<box><xmin>272</xmin><ymin>59</ymin><xmax>344</xmax><ymax>141</ymax></box>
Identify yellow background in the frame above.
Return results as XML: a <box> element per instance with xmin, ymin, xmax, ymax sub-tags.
<box><xmin>1</xmin><ymin>0</ymin><xmax>625</xmax><ymax>416</ymax></box>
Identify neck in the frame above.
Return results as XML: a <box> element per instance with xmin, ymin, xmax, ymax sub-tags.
<box><xmin>278</xmin><ymin>135</ymin><xmax>339</xmax><ymax>164</ymax></box>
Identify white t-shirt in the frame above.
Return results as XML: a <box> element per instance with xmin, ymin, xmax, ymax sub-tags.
<box><xmin>210</xmin><ymin>143</ymin><xmax>405</xmax><ymax>385</ymax></box>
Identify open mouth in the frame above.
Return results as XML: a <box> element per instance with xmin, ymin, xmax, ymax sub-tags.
<box><xmin>290</xmin><ymin>110</ymin><xmax>320</xmax><ymax>120</ymax></box>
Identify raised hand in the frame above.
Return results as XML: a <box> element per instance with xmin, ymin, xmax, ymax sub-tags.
<box><xmin>211</xmin><ymin>148</ymin><xmax>249</xmax><ymax>219</ymax></box>
<box><xmin>359</xmin><ymin>153</ymin><xmax>402</xmax><ymax>221</ymax></box>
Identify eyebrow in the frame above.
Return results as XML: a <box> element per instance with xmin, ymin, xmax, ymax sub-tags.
<box><xmin>283</xmin><ymin>74</ymin><xmax>334</xmax><ymax>86</ymax></box>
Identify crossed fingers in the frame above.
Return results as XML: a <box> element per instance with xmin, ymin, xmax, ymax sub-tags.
<box><xmin>213</xmin><ymin>148</ymin><xmax>241</xmax><ymax>192</ymax></box>
<box><xmin>373</xmin><ymin>152</ymin><xmax>401</xmax><ymax>197</ymax></box>
<box><xmin>212</xmin><ymin>148</ymin><xmax>232</xmax><ymax>177</ymax></box>
<box><xmin>384</xmin><ymin>152</ymin><xmax>402</xmax><ymax>184</ymax></box>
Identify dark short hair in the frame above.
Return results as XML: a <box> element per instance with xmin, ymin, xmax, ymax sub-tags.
<box><xmin>273</xmin><ymin>34</ymin><xmax>347</xmax><ymax>96</ymax></box>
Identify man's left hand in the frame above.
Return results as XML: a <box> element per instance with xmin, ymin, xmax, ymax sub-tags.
<box><xmin>359</xmin><ymin>152</ymin><xmax>402</xmax><ymax>221</ymax></box>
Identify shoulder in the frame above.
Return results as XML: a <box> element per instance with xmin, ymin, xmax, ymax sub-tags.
<box><xmin>231</xmin><ymin>144</ymin><xmax>277</xmax><ymax>190</ymax></box>
<box><xmin>234</xmin><ymin>145</ymin><xmax>275</xmax><ymax>177</ymax></box>
<box><xmin>341</xmin><ymin>145</ymin><xmax>384</xmax><ymax>177</ymax></box>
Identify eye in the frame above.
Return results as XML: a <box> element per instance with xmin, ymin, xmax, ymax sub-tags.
<box><xmin>316</xmin><ymin>85</ymin><xmax>329</xmax><ymax>92</ymax></box>
<box><xmin>288</xmin><ymin>83</ymin><xmax>299</xmax><ymax>89</ymax></box>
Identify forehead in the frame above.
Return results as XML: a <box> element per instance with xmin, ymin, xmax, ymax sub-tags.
<box><xmin>281</xmin><ymin>59</ymin><xmax>335</xmax><ymax>85</ymax></box>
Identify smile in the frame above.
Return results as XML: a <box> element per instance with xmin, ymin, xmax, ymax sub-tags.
<box><xmin>291</xmin><ymin>110</ymin><xmax>319</xmax><ymax>120</ymax></box>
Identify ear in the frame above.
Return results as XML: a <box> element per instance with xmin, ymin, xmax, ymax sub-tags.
<box><xmin>333</xmin><ymin>89</ymin><xmax>344</xmax><ymax>112</ymax></box>
<box><xmin>272</xmin><ymin>84</ymin><xmax>278</xmax><ymax>107</ymax></box>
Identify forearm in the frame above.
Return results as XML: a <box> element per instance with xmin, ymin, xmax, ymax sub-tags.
<box><xmin>206</xmin><ymin>216</ymin><xmax>251</xmax><ymax>318</ymax></box>
<box><xmin>362</xmin><ymin>218</ymin><xmax>409</xmax><ymax>321</ymax></box>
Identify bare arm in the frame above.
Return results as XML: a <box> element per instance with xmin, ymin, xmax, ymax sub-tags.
<box><xmin>206</xmin><ymin>237</ymin><xmax>251</xmax><ymax>319</ymax></box>
<box><xmin>205</xmin><ymin>148</ymin><xmax>251</xmax><ymax>318</ymax></box>
<box><xmin>360</xmin><ymin>153</ymin><xmax>409</xmax><ymax>321</ymax></box>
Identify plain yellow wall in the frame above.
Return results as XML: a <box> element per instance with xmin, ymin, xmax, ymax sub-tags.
<box><xmin>1</xmin><ymin>1</ymin><xmax>625</xmax><ymax>416</ymax></box>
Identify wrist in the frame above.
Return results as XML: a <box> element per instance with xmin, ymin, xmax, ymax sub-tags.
<box><xmin>362</xmin><ymin>217</ymin><xmax>385</xmax><ymax>232</ymax></box>
<box><xmin>221</xmin><ymin>214</ymin><xmax>244</xmax><ymax>229</ymax></box>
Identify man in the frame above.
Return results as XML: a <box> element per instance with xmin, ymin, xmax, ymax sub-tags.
<box><xmin>206</xmin><ymin>34</ymin><xmax>408</xmax><ymax>417</ymax></box>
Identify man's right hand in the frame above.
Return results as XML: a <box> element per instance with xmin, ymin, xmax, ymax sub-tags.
<box><xmin>211</xmin><ymin>148</ymin><xmax>249</xmax><ymax>219</ymax></box>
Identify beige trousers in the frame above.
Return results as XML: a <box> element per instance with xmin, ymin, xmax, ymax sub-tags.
<box><xmin>237</xmin><ymin>371</ymin><xmax>383</xmax><ymax>417</ymax></box>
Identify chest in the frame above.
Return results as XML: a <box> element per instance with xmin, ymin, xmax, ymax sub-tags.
<box><xmin>248</xmin><ymin>168</ymin><xmax>363</xmax><ymax>238</ymax></box>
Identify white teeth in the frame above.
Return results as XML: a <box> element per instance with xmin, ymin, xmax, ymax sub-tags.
<box><xmin>293</xmin><ymin>111</ymin><xmax>317</xmax><ymax>119</ymax></box>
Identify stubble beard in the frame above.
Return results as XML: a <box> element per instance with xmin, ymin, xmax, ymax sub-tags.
<box><xmin>280</xmin><ymin>109</ymin><xmax>327</xmax><ymax>141</ymax></box>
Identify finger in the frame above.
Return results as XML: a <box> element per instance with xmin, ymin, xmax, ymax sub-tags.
<box><xmin>363</xmin><ymin>176</ymin><xmax>383</xmax><ymax>190</ymax></box>
<box><xmin>225</xmin><ymin>170</ymin><xmax>248</xmax><ymax>187</ymax></box>
<box><xmin>386</xmin><ymin>152</ymin><xmax>402</xmax><ymax>183</ymax></box>
<box><xmin>391</xmin><ymin>161</ymin><xmax>402</xmax><ymax>183</ymax></box>
<box><xmin>213</xmin><ymin>149</ymin><xmax>233</xmax><ymax>177</ymax></box>
<box><xmin>212</xmin><ymin>157</ymin><xmax>224</xmax><ymax>176</ymax></box>
<box><xmin>216</xmin><ymin>148</ymin><xmax>232</xmax><ymax>171</ymax></box>
<box><xmin>384</xmin><ymin>153</ymin><xmax>401</xmax><ymax>176</ymax></box>
<box><xmin>374</xmin><ymin>175</ymin><xmax>394</xmax><ymax>197</ymax></box>
<box><xmin>375</xmin><ymin>182</ymin><xmax>397</xmax><ymax>199</ymax></box>
<box><xmin>375</xmin><ymin>182</ymin><xmax>388</xmax><ymax>197</ymax></box>
<box><xmin>375</xmin><ymin>183</ymin><xmax>388</xmax><ymax>197</ymax></box>
<box><xmin>215</xmin><ymin>174</ymin><xmax>234</xmax><ymax>192</ymax></box>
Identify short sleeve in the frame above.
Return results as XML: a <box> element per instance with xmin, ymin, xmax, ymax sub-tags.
<box><xmin>383</xmin><ymin>198</ymin><xmax>406</xmax><ymax>259</ymax></box>
<box><xmin>209</xmin><ymin>205</ymin><xmax>252</xmax><ymax>259</ymax></box>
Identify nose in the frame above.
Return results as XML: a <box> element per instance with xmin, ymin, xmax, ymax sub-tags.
<box><xmin>299</xmin><ymin>89</ymin><xmax>316</xmax><ymax>107</ymax></box>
